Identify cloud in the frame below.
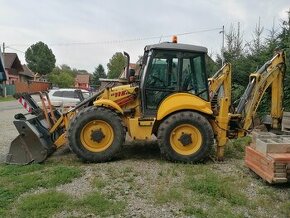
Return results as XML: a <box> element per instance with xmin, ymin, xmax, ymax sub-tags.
<box><xmin>0</xmin><ymin>0</ymin><xmax>289</xmax><ymax>72</ymax></box>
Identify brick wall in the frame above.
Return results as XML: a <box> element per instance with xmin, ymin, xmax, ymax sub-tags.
<box><xmin>15</xmin><ymin>81</ymin><xmax>52</xmax><ymax>93</ymax></box>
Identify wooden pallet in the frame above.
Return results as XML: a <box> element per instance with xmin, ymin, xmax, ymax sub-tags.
<box><xmin>245</xmin><ymin>146</ymin><xmax>290</xmax><ymax>183</ymax></box>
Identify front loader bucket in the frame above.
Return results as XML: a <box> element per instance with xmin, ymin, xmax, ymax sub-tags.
<box><xmin>6</xmin><ymin>119</ymin><xmax>55</xmax><ymax>165</ymax></box>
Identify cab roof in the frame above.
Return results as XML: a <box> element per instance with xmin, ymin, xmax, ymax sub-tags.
<box><xmin>145</xmin><ymin>42</ymin><xmax>208</xmax><ymax>54</ymax></box>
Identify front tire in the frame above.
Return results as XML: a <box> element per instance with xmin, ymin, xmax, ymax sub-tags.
<box><xmin>68</xmin><ymin>107</ymin><xmax>125</xmax><ymax>162</ymax></box>
<box><xmin>157</xmin><ymin>111</ymin><xmax>214</xmax><ymax>163</ymax></box>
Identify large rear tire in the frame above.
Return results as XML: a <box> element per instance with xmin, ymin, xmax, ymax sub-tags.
<box><xmin>68</xmin><ymin>107</ymin><xmax>125</xmax><ymax>162</ymax></box>
<box><xmin>157</xmin><ymin>111</ymin><xmax>214</xmax><ymax>163</ymax></box>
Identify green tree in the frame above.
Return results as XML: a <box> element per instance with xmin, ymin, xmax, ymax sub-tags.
<box><xmin>219</xmin><ymin>23</ymin><xmax>249</xmax><ymax>103</ymax></box>
<box><xmin>48</xmin><ymin>65</ymin><xmax>75</xmax><ymax>88</ymax></box>
<box><xmin>107</xmin><ymin>52</ymin><xmax>126</xmax><ymax>79</ymax></box>
<box><xmin>224</xmin><ymin>23</ymin><xmax>244</xmax><ymax>62</ymax></box>
<box><xmin>206</xmin><ymin>54</ymin><xmax>219</xmax><ymax>77</ymax></box>
<box><xmin>92</xmin><ymin>64</ymin><xmax>106</xmax><ymax>85</ymax></box>
<box><xmin>278</xmin><ymin>9</ymin><xmax>290</xmax><ymax>111</ymax></box>
<box><xmin>25</xmin><ymin>41</ymin><xmax>56</xmax><ymax>75</ymax></box>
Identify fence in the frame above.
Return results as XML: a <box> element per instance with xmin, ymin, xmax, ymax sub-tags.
<box><xmin>15</xmin><ymin>81</ymin><xmax>52</xmax><ymax>93</ymax></box>
<box><xmin>0</xmin><ymin>84</ymin><xmax>16</xmax><ymax>96</ymax></box>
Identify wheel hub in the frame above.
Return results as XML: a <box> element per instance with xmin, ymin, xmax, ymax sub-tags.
<box><xmin>178</xmin><ymin>133</ymin><xmax>192</xmax><ymax>146</ymax></box>
<box><xmin>91</xmin><ymin>128</ymin><xmax>105</xmax><ymax>143</ymax></box>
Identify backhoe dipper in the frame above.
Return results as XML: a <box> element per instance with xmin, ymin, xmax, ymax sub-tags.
<box><xmin>6</xmin><ymin>38</ymin><xmax>286</xmax><ymax>164</ymax></box>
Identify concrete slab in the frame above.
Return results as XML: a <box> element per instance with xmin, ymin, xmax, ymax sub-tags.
<box><xmin>282</xmin><ymin>112</ymin><xmax>290</xmax><ymax>132</ymax></box>
<box><xmin>251</xmin><ymin>131</ymin><xmax>276</xmax><ymax>144</ymax></box>
<box><xmin>255</xmin><ymin>137</ymin><xmax>290</xmax><ymax>154</ymax></box>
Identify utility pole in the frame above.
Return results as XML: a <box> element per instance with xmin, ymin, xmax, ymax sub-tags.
<box><xmin>220</xmin><ymin>25</ymin><xmax>225</xmax><ymax>66</ymax></box>
<box><xmin>2</xmin><ymin>42</ymin><xmax>6</xmax><ymax>97</ymax></box>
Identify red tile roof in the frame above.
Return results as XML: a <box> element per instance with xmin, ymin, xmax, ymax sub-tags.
<box><xmin>4</xmin><ymin>53</ymin><xmax>23</xmax><ymax>71</ymax></box>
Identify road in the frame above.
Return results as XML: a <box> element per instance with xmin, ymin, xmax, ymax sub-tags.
<box><xmin>0</xmin><ymin>100</ymin><xmax>26</xmax><ymax>162</ymax></box>
<box><xmin>0</xmin><ymin>100</ymin><xmax>22</xmax><ymax>111</ymax></box>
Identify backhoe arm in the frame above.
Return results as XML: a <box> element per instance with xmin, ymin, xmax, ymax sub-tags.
<box><xmin>236</xmin><ymin>51</ymin><xmax>286</xmax><ymax>131</ymax></box>
<box><xmin>208</xmin><ymin>63</ymin><xmax>232</xmax><ymax>159</ymax></box>
<box><xmin>208</xmin><ymin>63</ymin><xmax>232</xmax><ymax>102</ymax></box>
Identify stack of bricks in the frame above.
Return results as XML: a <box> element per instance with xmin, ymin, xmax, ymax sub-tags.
<box><xmin>245</xmin><ymin>131</ymin><xmax>290</xmax><ymax>184</ymax></box>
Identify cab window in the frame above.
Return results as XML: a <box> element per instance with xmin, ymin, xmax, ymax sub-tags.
<box><xmin>180</xmin><ymin>53</ymin><xmax>208</xmax><ymax>101</ymax></box>
<box><xmin>144</xmin><ymin>51</ymin><xmax>179</xmax><ymax>110</ymax></box>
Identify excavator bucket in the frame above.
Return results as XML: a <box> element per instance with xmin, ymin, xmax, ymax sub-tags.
<box><xmin>6</xmin><ymin>118</ymin><xmax>55</xmax><ymax>165</ymax></box>
<box><xmin>6</xmin><ymin>92</ymin><xmax>59</xmax><ymax>165</ymax></box>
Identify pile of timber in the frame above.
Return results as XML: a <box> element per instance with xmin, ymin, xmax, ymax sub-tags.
<box><xmin>245</xmin><ymin>131</ymin><xmax>290</xmax><ymax>184</ymax></box>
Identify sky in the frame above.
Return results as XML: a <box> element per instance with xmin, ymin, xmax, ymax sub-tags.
<box><xmin>0</xmin><ymin>0</ymin><xmax>289</xmax><ymax>73</ymax></box>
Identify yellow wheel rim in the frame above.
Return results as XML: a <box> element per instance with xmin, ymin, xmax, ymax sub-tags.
<box><xmin>170</xmin><ymin>124</ymin><xmax>202</xmax><ymax>155</ymax></box>
<box><xmin>80</xmin><ymin>120</ymin><xmax>114</xmax><ymax>152</ymax></box>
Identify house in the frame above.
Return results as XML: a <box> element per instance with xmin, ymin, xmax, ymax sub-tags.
<box><xmin>119</xmin><ymin>63</ymin><xmax>141</xmax><ymax>78</ymax></box>
<box><xmin>98</xmin><ymin>63</ymin><xmax>140</xmax><ymax>91</ymax></box>
<box><xmin>19</xmin><ymin>64</ymin><xmax>35</xmax><ymax>83</ymax></box>
<box><xmin>75</xmin><ymin>74</ymin><xmax>90</xmax><ymax>89</ymax></box>
<box><xmin>37</xmin><ymin>74</ymin><xmax>48</xmax><ymax>82</ymax></box>
<box><xmin>3</xmin><ymin>53</ymin><xmax>23</xmax><ymax>84</ymax></box>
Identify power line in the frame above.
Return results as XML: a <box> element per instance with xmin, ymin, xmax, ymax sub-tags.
<box><xmin>51</xmin><ymin>27</ymin><xmax>223</xmax><ymax>46</ymax></box>
<box><xmin>7</xmin><ymin>27</ymin><xmax>222</xmax><ymax>47</ymax></box>
<box><xmin>5</xmin><ymin>46</ymin><xmax>25</xmax><ymax>53</ymax></box>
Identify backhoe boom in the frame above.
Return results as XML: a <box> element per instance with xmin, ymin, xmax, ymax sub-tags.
<box><xmin>235</xmin><ymin>51</ymin><xmax>286</xmax><ymax>131</ymax></box>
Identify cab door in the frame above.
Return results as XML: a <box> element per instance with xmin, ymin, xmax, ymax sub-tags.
<box><xmin>141</xmin><ymin>50</ymin><xmax>180</xmax><ymax>116</ymax></box>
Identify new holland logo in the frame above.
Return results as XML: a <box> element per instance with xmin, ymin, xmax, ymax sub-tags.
<box><xmin>111</xmin><ymin>90</ymin><xmax>128</xmax><ymax>98</ymax></box>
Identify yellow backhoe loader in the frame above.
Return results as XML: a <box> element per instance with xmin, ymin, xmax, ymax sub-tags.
<box><xmin>6</xmin><ymin>38</ymin><xmax>286</xmax><ymax>164</ymax></box>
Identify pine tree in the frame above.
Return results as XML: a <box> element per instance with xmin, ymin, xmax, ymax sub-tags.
<box><xmin>92</xmin><ymin>64</ymin><xmax>106</xmax><ymax>86</ymax></box>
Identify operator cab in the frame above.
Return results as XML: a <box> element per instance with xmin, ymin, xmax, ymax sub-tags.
<box><xmin>140</xmin><ymin>41</ymin><xmax>209</xmax><ymax>116</ymax></box>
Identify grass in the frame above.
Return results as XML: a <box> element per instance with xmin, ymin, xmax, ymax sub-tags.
<box><xmin>184</xmin><ymin>206</ymin><xmax>240</xmax><ymax>218</ymax></box>
<box><xmin>13</xmin><ymin>191</ymin><xmax>70</xmax><ymax>218</ymax></box>
<box><xmin>224</xmin><ymin>136</ymin><xmax>252</xmax><ymax>158</ymax></box>
<box><xmin>78</xmin><ymin>191</ymin><xmax>126</xmax><ymax>216</ymax></box>
<box><xmin>155</xmin><ymin>187</ymin><xmax>183</xmax><ymax>204</ymax></box>
<box><xmin>149</xmin><ymin>157</ymin><xmax>290</xmax><ymax>218</ymax></box>
<box><xmin>0</xmin><ymin>162</ymin><xmax>126</xmax><ymax>217</ymax></box>
<box><xmin>0</xmin><ymin>96</ymin><xmax>15</xmax><ymax>102</ymax></box>
<box><xmin>0</xmin><ymin>164</ymin><xmax>82</xmax><ymax>217</ymax></box>
<box><xmin>0</xmin><ymin>138</ymin><xmax>289</xmax><ymax>217</ymax></box>
<box><xmin>9</xmin><ymin>190</ymin><xmax>125</xmax><ymax>218</ymax></box>
<box><xmin>185</xmin><ymin>171</ymin><xmax>248</xmax><ymax>205</ymax></box>
<box><xmin>281</xmin><ymin>202</ymin><xmax>290</xmax><ymax>217</ymax></box>
<box><xmin>94</xmin><ymin>178</ymin><xmax>107</xmax><ymax>189</ymax></box>
<box><xmin>152</xmin><ymin>163</ymin><xmax>249</xmax><ymax>217</ymax></box>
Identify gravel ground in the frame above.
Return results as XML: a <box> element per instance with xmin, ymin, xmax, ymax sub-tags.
<box><xmin>1</xmin><ymin>100</ymin><xmax>290</xmax><ymax>217</ymax></box>
<box><xmin>0</xmin><ymin>101</ymin><xmax>26</xmax><ymax>163</ymax></box>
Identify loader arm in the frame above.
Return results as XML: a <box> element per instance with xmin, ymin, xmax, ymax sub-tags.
<box><xmin>235</xmin><ymin>51</ymin><xmax>286</xmax><ymax>132</ymax></box>
<box><xmin>208</xmin><ymin>63</ymin><xmax>232</xmax><ymax>159</ymax></box>
<box><xmin>208</xmin><ymin>63</ymin><xmax>232</xmax><ymax>102</ymax></box>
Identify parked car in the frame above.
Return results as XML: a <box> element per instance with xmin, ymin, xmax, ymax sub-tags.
<box><xmin>39</xmin><ymin>88</ymin><xmax>90</xmax><ymax>112</ymax></box>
